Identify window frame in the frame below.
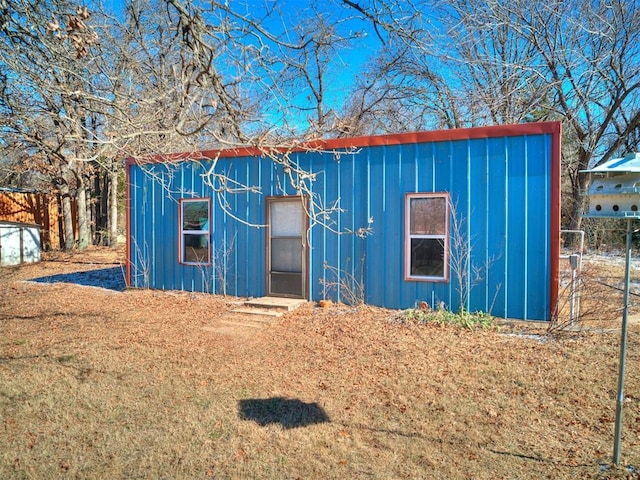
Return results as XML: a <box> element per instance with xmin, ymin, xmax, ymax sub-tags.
<box><xmin>404</xmin><ymin>192</ymin><xmax>450</xmax><ymax>282</ymax></box>
<box><xmin>178</xmin><ymin>198</ymin><xmax>212</xmax><ymax>266</ymax></box>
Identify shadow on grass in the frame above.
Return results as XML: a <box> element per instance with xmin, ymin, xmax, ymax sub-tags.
<box><xmin>487</xmin><ymin>448</ymin><xmax>594</xmax><ymax>468</ymax></box>
<box><xmin>239</xmin><ymin>397</ymin><xmax>330</xmax><ymax>429</ymax></box>
<box><xmin>31</xmin><ymin>267</ymin><xmax>125</xmax><ymax>291</ymax></box>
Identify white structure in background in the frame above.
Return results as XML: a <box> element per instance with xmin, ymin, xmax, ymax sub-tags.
<box><xmin>0</xmin><ymin>221</ymin><xmax>41</xmax><ymax>266</ymax></box>
<box><xmin>583</xmin><ymin>152</ymin><xmax>640</xmax><ymax>217</ymax></box>
<box><xmin>581</xmin><ymin>151</ymin><xmax>640</xmax><ymax>466</ymax></box>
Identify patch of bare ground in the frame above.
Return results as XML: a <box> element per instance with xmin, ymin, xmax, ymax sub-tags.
<box><xmin>0</xmin><ymin>247</ymin><xmax>639</xmax><ymax>479</ymax></box>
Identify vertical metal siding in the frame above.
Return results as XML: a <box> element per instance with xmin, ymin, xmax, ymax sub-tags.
<box><xmin>485</xmin><ymin>137</ymin><xmax>508</xmax><ymax>317</ymax></box>
<box><xmin>302</xmin><ymin>151</ymin><xmax>327</xmax><ymax>301</ymax></box>
<box><xmin>432</xmin><ymin>140</ymin><xmax>453</xmax><ymax>307</ymax></box>
<box><xmin>324</xmin><ymin>151</ymin><xmax>341</xmax><ymax>300</ymax></box>
<box><xmin>383</xmin><ymin>145</ymin><xmax>402</xmax><ymax>308</ymax></box>
<box><xmin>525</xmin><ymin>135</ymin><xmax>551</xmax><ymax>320</ymax></box>
<box><xmin>232</xmin><ymin>160</ymin><xmax>248</xmax><ymax>295</ymax></box>
<box><xmin>413</xmin><ymin>142</ymin><xmax>437</xmax><ymax>307</ymax></box>
<box><xmin>398</xmin><ymin>143</ymin><xmax>418</xmax><ymax>308</ymax></box>
<box><xmin>128</xmin><ymin>129</ymin><xmax>556</xmax><ymax>320</ymax></box>
<box><xmin>365</xmin><ymin>147</ymin><xmax>384</xmax><ymax>305</ymax></box>
<box><xmin>450</xmin><ymin>140</ymin><xmax>470</xmax><ymax>312</ymax></box>
<box><xmin>467</xmin><ymin>138</ymin><xmax>490</xmax><ymax>313</ymax></box>
<box><xmin>250</xmin><ymin>157</ymin><xmax>266</xmax><ymax>296</ymax></box>
<box><xmin>505</xmin><ymin>136</ymin><xmax>526</xmax><ymax>318</ymax></box>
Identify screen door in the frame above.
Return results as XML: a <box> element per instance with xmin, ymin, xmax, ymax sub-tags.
<box><xmin>267</xmin><ymin>197</ymin><xmax>306</xmax><ymax>298</ymax></box>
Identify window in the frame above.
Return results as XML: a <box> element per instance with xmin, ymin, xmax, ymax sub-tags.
<box><xmin>405</xmin><ymin>193</ymin><xmax>449</xmax><ymax>281</ymax></box>
<box><xmin>180</xmin><ymin>198</ymin><xmax>211</xmax><ymax>264</ymax></box>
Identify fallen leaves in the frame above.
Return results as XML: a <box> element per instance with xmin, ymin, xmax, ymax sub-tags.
<box><xmin>0</xmin><ymin>248</ymin><xmax>639</xmax><ymax>479</ymax></box>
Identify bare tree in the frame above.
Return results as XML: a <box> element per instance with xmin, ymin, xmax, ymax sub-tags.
<box><xmin>0</xmin><ymin>0</ymin><xmax>101</xmax><ymax>249</ymax></box>
<box><xmin>340</xmin><ymin>0</ymin><xmax>550</xmax><ymax>132</ymax></box>
<box><xmin>4</xmin><ymin>0</ymin><xmax>636</xmax><ymax>250</ymax></box>
<box><xmin>0</xmin><ymin>0</ymin><xmax>252</xmax><ymax>247</ymax></box>
<box><xmin>521</xmin><ymin>0</ymin><xmax>640</xmax><ymax>231</ymax></box>
<box><xmin>342</xmin><ymin>0</ymin><xmax>640</xmax><ymax>231</ymax></box>
<box><xmin>134</xmin><ymin>0</ymin><xmax>375</xmax><ymax>234</ymax></box>
<box><xmin>264</xmin><ymin>2</ymin><xmax>364</xmax><ymax>138</ymax></box>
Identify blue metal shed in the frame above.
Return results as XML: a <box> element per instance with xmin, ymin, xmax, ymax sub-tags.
<box><xmin>126</xmin><ymin>122</ymin><xmax>561</xmax><ymax>320</ymax></box>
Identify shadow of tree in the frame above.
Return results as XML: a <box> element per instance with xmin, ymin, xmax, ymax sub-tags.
<box><xmin>238</xmin><ymin>397</ymin><xmax>330</xmax><ymax>429</ymax></box>
<box><xmin>31</xmin><ymin>267</ymin><xmax>125</xmax><ymax>291</ymax></box>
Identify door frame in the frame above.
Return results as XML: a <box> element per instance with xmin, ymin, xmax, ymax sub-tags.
<box><xmin>265</xmin><ymin>195</ymin><xmax>308</xmax><ymax>298</ymax></box>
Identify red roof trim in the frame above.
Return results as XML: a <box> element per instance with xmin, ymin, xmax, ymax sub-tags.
<box><xmin>125</xmin><ymin>121</ymin><xmax>562</xmax><ymax>165</ymax></box>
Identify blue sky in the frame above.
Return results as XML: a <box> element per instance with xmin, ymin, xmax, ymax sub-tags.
<box><xmin>247</xmin><ymin>0</ymin><xmax>384</xmax><ymax>121</ymax></box>
<box><xmin>99</xmin><ymin>0</ymin><xmax>383</xmax><ymax>115</ymax></box>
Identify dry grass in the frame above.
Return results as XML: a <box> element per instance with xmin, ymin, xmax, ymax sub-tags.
<box><xmin>1</xmin><ymin>248</ymin><xmax>639</xmax><ymax>479</ymax></box>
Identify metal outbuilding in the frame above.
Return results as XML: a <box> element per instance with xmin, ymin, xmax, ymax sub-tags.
<box><xmin>0</xmin><ymin>221</ymin><xmax>41</xmax><ymax>266</ymax></box>
<box><xmin>126</xmin><ymin>121</ymin><xmax>561</xmax><ymax>321</ymax></box>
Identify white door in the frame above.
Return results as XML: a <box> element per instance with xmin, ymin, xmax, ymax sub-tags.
<box><xmin>267</xmin><ymin>198</ymin><xmax>306</xmax><ymax>298</ymax></box>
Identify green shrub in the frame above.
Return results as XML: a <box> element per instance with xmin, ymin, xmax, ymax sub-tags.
<box><xmin>400</xmin><ymin>304</ymin><xmax>495</xmax><ymax>329</ymax></box>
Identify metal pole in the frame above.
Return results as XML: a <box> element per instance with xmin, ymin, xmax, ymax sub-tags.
<box><xmin>569</xmin><ymin>254</ymin><xmax>579</xmax><ymax>325</ymax></box>
<box><xmin>613</xmin><ymin>217</ymin><xmax>633</xmax><ymax>465</ymax></box>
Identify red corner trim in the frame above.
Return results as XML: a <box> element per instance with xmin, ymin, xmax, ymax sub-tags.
<box><xmin>549</xmin><ymin>122</ymin><xmax>562</xmax><ymax>321</ymax></box>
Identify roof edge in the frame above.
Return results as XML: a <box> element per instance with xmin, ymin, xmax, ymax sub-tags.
<box><xmin>126</xmin><ymin>121</ymin><xmax>562</xmax><ymax>166</ymax></box>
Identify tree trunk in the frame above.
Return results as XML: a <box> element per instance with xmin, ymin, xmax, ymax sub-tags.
<box><xmin>77</xmin><ymin>178</ymin><xmax>90</xmax><ymax>250</ymax></box>
<box><xmin>59</xmin><ymin>181</ymin><xmax>75</xmax><ymax>251</ymax></box>
<box><xmin>86</xmin><ymin>184</ymin><xmax>93</xmax><ymax>245</ymax></box>
<box><xmin>102</xmin><ymin>171</ymin><xmax>110</xmax><ymax>245</ymax></box>
<box><xmin>109</xmin><ymin>164</ymin><xmax>119</xmax><ymax>248</ymax></box>
<box><xmin>92</xmin><ymin>170</ymin><xmax>102</xmax><ymax>245</ymax></box>
<box><xmin>568</xmin><ymin>193</ymin><xmax>587</xmax><ymax>232</ymax></box>
<box><xmin>565</xmin><ymin>151</ymin><xmax>592</xmax><ymax>248</ymax></box>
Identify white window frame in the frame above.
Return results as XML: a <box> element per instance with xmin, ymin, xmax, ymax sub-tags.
<box><xmin>404</xmin><ymin>192</ymin><xmax>450</xmax><ymax>282</ymax></box>
<box><xmin>179</xmin><ymin>198</ymin><xmax>211</xmax><ymax>265</ymax></box>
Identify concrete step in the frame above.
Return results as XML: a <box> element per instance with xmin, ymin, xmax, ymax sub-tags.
<box><xmin>243</xmin><ymin>296</ymin><xmax>307</xmax><ymax>311</ymax></box>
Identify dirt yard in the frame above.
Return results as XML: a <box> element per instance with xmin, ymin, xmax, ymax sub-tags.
<box><xmin>1</xmin><ymin>247</ymin><xmax>639</xmax><ymax>479</ymax></box>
